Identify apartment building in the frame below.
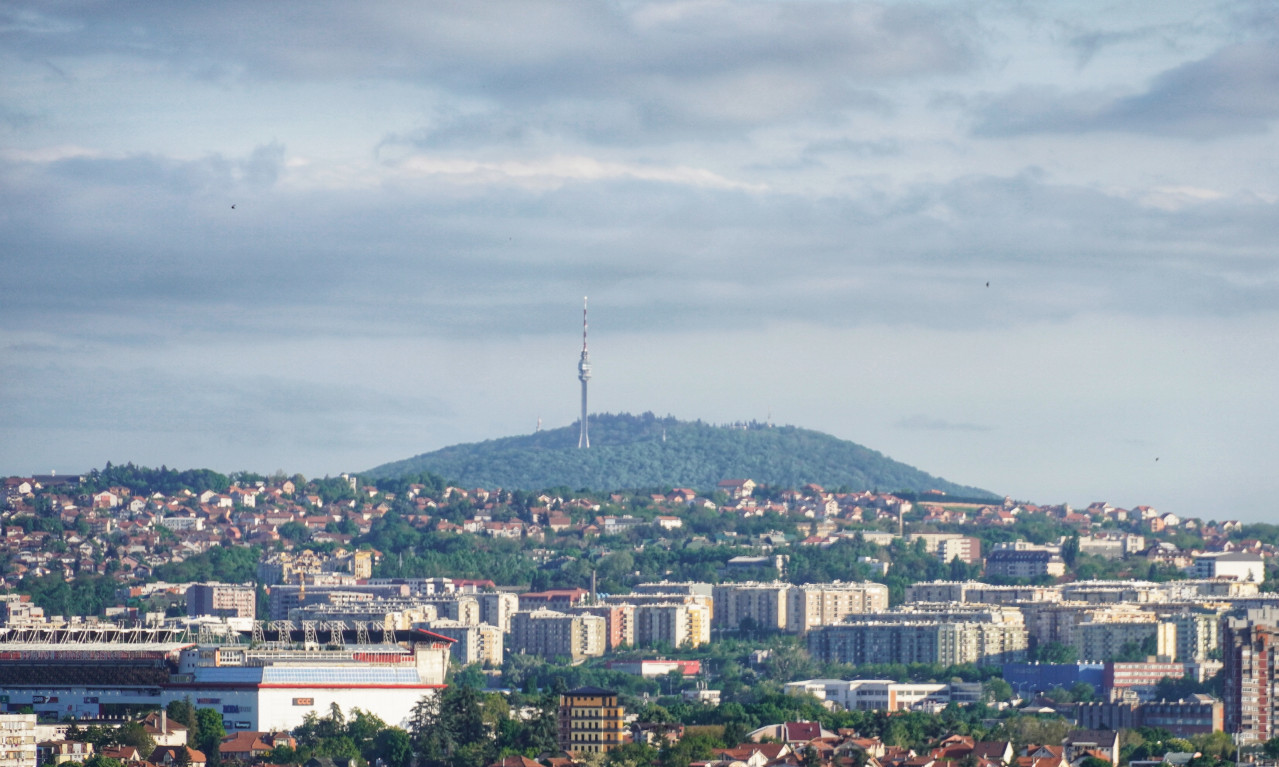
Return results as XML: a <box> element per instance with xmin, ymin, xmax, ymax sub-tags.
<box><xmin>632</xmin><ymin>602</ymin><xmax>711</xmax><ymax>648</ymax></box>
<box><xmin>905</xmin><ymin>581</ymin><xmax>1061</xmax><ymax>605</ymax></box>
<box><xmin>186</xmin><ymin>583</ymin><xmax>256</xmax><ymax>620</ymax></box>
<box><xmin>1222</xmin><ymin>607</ymin><xmax>1279</xmax><ymax>742</ymax></box>
<box><xmin>785</xmin><ymin>581</ymin><xmax>889</xmax><ymax>634</ymax></box>
<box><xmin>422</xmin><ymin>619</ymin><xmax>504</xmax><ymax>667</ymax></box>
<box><xmin>509</xmin><ymin>609</ymin><xmax>605</xmax><ymax>660</ymax></box>
<box><xmin>567</xmin><ymin>604</ymin><xmax>635</xmax><ymax>650</ymax></box>
<box><xmin>806</xmin><ymin>606</ymin><xmax>1028</xmax><ymax>666</ymax></box>
<box><xmin>712</xmin><ymin>582</ymin><xmax>790</xmax><ymax>631</ymax></box>
<box><xmin>477</xmin><ymin>591</ymin><xmax>520</xmax><ymax>633</ymax></box>
<box><xmin>1074</xmin><ymin>613</ymin><xmax>1174</xmax><ymax>662</ymax></box>
<box><xmin>557</xmin><ymin>687</ymin><xmax>627</xmax><ymax>755</ymax></box>
<box><xmin>0</xmin><ymin>715</ymin><xmax>36</xmax><ymax>767</ymax></box>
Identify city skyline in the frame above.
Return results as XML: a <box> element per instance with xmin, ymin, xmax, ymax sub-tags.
<box><xmin>2</xmin><ymin>3</ymin><xmax>1278</xmax><ymax>521</ymax></box>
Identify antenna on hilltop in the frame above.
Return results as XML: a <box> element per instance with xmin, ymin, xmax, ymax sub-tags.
<box><xmin>577</xmin><ymin>297</ymin><xmax>592</xmax><ymax>449</ymax></box>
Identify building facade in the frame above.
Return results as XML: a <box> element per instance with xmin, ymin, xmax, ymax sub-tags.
<box><xmin>629</xmin><ymin>603</ymin><xmax>709</xmax><ymax>649</ymax></box>
<box><xmin>509</xmin><ymin>609</ymin><xmax>605</xmax><ymax>660</ymax></box>
<box><xmin>1222</xmin><ymin>607</ymin><xmax>1279</xmax><ymax>742</ymax></box>
<box><xmin>784</xmin><ymin>582</ymin><xmax>889</xmax><ymax>634</ymax></box>
<box><xmin>0</xmin><ymin>715</ymin><xmax>36</xmax><ymax>767</ymax></box>
<box><xmin>186</xmin><ymin>584</ymin><xmax>256</xmax><ymax>620</ymax></box>
<box><xmin>557</xmin><ymin>687</ymin><xmax>626</xmax><ymax>755</ymax></box>
<box><xmin>712</xmin><ymin>582</ymin><xmax>790</xmax><ymax>632</ymax></box>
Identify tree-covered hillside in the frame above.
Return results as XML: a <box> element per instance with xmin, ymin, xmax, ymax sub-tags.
<box><xmin>363</xmin><ymin>412</ymin><xmax>996</xmax><ymax>496</ymax></box>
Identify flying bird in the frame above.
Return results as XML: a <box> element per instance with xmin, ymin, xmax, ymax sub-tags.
<box><xmin>231</xmin><ymin>204</ymin><xmax>236</xmax><ymax>209</ymax></box>
<box><xmin>985</xmin><ymin>281</ymin><xmax>989</xmax><ymax>287</ymax></box>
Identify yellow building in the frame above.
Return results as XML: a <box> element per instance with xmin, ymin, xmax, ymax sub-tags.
<box><xmin>557</xmin><ymin>686</ymin><xmax>627</xmax><ymax>755</ymax></box>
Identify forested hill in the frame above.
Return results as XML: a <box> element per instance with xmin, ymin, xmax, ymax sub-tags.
<box><xmin>363</xmin><ymin>413</ymin><xmax>997</xmax><ymax>497</ymax></box>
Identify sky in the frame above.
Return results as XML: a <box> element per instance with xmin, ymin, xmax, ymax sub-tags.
<box><xmin>2</xmin><ymin>1</ymin><xmax>1278</xmax><ymax>521</ymax></box>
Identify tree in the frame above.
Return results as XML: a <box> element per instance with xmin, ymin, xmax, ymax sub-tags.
<box><xmin>1062</xmin><ymin>535</ymin><xmax>1080</xmax><ymax>567</ymax></box>
<box><xmin>347</xmin><ymin>708</ymin><xmax>387</xmax><ymax>761</ymax></box>
<box><xmin>193</xmin><ymin>708</ymin><xmax>225</xmax><ymax>766</ymax></box>
<box><xmin>450</xmin><ymin>663</ymin><xmax>487</xmax><ymax>691</ymax></box>
<box><xmin>409</xmin><ymin>694</ymin><xmax>447</xmax><ymax>767</ymax></box>
<box><xmin>721</xmin><ymin>721</ymin><xmax>749</xmax><ymax>747</ymax></box>
<box><xmin>167</xmin><ymin>701</ymin><xmax>198</xmax><ymax>749</ymax></box>
<box><xmin>372</xmin><ymin>728</ymin><xmax>413</xmax><ymax>767</ymax></box>
<box><xmin>1263</xmin><ymin>736</ymin><xmax>1279</xmax><ymax>760</ymax></box>
<box><xmin>115</xmin><ymin>722</ymin><xmax>157</xmax><ymax>759</ymax></box>
<box><xmin>1034</xmin><ymin>642</ymin><xmax>1078</xmax><ymax>664</ymax></box>
<box><xmin>800</xmin><ymin>745</ymin><xmax>822</xmax><ymax>767</ymax></box>
<box><xmin>983</xmin><ymin>678</ymin><xmax>1013</xmax><ymax>703</ymax></box>
<box><xmin>604</xmin><ymin>742</ymin><xmax>659</xmax><ymax>767</ymax></box>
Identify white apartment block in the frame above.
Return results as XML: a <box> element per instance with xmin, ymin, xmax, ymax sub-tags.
<box><xmin>0</xmin><ymin>715</ymin><xmax>37</xmax><ymax>767</ymax></box>
<box><xmin>423</xmin><ymin>619</ymin><xmax>504</xmax><ymax>667</ymax></box>
<box><xmin>785</xmin><ymin>679</ymin><xmax>951</xmax><ymax>712</ymax></box>
<box><xmin>1074</xmin><ymin>615</ymin><xmax>1175</xmax><ymax>662</ymax></box>
<box><xmin>905</xmin><ymin>581</ymin><xmax>1062</xmax><ymax>605</ymax></box>
<box><xmin>509</xmin><ymin>609</ymin><xmax>605</xmax><ymax>660</ymax></box>
<box><xmin>478</xmin><ymin>592</ymin><xmax>520</xmax><ymax>633</ymax></box>
<box><xmin>785</xmin><ymin>582</ymin><xmax>889</xmax><ymax>633</ymax></box>
<box><xmin>1193</xmin><ymin>553</ymin><xmax>1265</xmax><ymax>583</ymax></box>
<box><xmin>1170</xmin><ymin>610</ymin><xmax>1223</xmax><ymax>663</ymax></box>
<box><xmin>632</xmin><ymin>602</ymin><xmax>711</xmax><ymax>648</ymax></box>
<box><xmin>712</xmin><ymin>582</ymin><xmax>790</xmax><ymax>631</ymax></box>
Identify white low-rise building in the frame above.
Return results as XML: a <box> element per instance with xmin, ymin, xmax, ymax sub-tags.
<box><xmin>785</xmin><ymin>679</ymin><xmax>952</xmax><ymax>712</ymax></box>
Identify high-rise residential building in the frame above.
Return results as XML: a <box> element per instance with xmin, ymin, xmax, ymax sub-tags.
<box><xmin>1074</xmin><ymin>615</ymin><xmax>1175</xmax><ymax>662</ymax></box>
<box><xmin>905</xmin><ymin>581</ymin><xmax>1061</xmax><ymax>605</ymax></box>
<box><xmin>567</xmin><ymin>604</ymin><xmax>635</xmax><ymax>650</ymax></box>
<box><xmin>632</xmin><ymin>602</ymin><xmax>711</xmax><ymax>648</ymax></box>
<box><xmin>806</xmin><ymin>605</ymin><xmax>1028</xmax><ymax>666</ymax></box>
<box><xmin>423</xmin><ymin>620</ymin><xmax>504</xmax><ymax>667</ymax></box>
<box><xmin>1223</xmin><ymin>607</ymin><xmax>1279</xmax><ymax>742</ymax></box>
<box><xmin>558</xmin><ymin>687</ymin><xmax>626</xmax><ymax>755</ymax></box>
<box><xmin>986</xmin><ymin>548</ymin><xmax>1067</xmax><ymax>578</ymax></box>
<box><xmin>785</xmin><ymin>582</ymin><xmax>889</xmax><ymax>633</ymax></box>
<box><xmin>0</xmin><ymin>715</ymin><xmax>37</xmax><ymax>767</ymax></box>
<box><xmin>908</xmin><ymin>533</ymin><xmax>982</xmax><ymax>565</ymax></box>
<box><xmin>510</xmin><ymin>609</ymin><xmax>605</xmax><ymax>660</ymax></box>
<box><xmin>477</xmin><ymin>592</ymin><xmax>520</xmax><ymax>633</ymax></box>
<box><xmin>712</xmin><ymin>582</ymin><xmax>790</xmax><ymax>632</ymax></box>
<box><xmin>351</xmin><ymin>550</ymin><xmax>373</xmax><ymax>579</ymax></box>
<box><xmin>1170</xmin><ymin>609</ymin><xmax>1224</xmax><ymax>663</ymax></box>
<box><xmin>186</xmin><ymin>583</ymin><xmax>256</xmax><ymax>620</ymax></box>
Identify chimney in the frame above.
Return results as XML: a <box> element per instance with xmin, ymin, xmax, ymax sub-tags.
<box><xmin>161</xmin><ymin>709</ymin><xmax>166</xmax><ymax>733</ymax></box>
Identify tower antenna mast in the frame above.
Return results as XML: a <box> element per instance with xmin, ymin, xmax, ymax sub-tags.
<box><xmin>577</xmin><ymin>297</ymin><xmax>591</xmax><ymax>449</ymax></box>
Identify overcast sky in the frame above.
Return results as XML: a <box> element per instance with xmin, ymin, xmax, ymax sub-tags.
<box><xmin>3</xmin><ymin>1</ymin><xmax>1278</xmax><ymax>521</ymax></box>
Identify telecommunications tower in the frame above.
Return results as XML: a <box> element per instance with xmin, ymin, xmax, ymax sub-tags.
<box><xmin>577</xmin><ymin>297</ymin><xmax>591</xmax><ymax>448</ymax></box>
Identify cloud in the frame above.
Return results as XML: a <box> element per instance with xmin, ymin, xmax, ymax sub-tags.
<box><xmin>393</xmin><ymin>154</ymin><xmax>765</xmax><ymax>191</ymax></box>
<box><xmin>4</xmin><ymin>139</ymin><xmax>1278</xmax><ymax>357</ymax></box>
<box><xmin>3</xmin><ymin>2</ymin><xmax>977</xmax><ymax>140</ymax></box>
<box><xmin>975</xmin><ymin>40</ymin><xmax>1279</xmax><ymax>138</ymax></box>
<box><xmin>897</xmin><ymin>415</ymin><xmax>992</xmax><ymax>432</ymax></box>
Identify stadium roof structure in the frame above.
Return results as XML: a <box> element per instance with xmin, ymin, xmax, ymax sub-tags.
<box><xmin>185</xmin><ymin>665</ymin><xmax>432</xmax><ymax>686</ymax></box>
<box><xmin>0</xmin><ymin>641</ymin><xmax>194</xmax><ymax>659</ymax></box>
